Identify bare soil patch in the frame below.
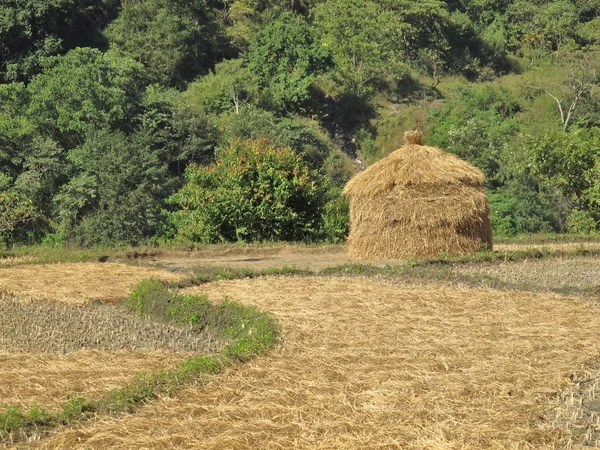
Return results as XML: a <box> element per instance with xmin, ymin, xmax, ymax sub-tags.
<box><xmin>139</xmin><ymin>245</ymin><xmax>358</xmax><ymax>271</ymax></box>
<box><xmin>0</xmin><ymin>263</ymin><xmax>184</xmax><ymax>304</ymax></box>
<box><xmin>37</xmin><ymin>277</ymin><xmax>600</xmax><ymax>449</ymax></box>
<box><xmin>138</xmin><ymin>241</ymin><xmax>600</xmax><ymax>272</ymax></box>
<box><xmin>0</xmin><ymin>350</ymin><xmax>189</xmax><ymax>411</ymax></box>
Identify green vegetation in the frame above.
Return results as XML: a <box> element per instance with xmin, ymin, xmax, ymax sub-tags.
<box><xmin>1</xmin><ymin>0</ymin><xmax>600</xmax><ymax>247</ymax></box>
<box><xmin>0</xmin><ymin>279</ymin><xmax>279</xmax><ymax>444</ymax></box>
<box><xmin>167</xmin><ymin>138</ymin><xmax>325</xmax><ymax>243</ymax></box>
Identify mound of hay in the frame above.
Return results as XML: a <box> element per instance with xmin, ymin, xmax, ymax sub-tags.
<box><xmin>344</xmin><ymin>131</ymin><xmax>492</xmax><ymax>259</ymax></box>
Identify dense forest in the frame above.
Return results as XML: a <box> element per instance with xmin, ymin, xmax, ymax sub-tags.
<box><xmin>0</xmin><ymin>0</ymin><xmax>599</xmax><ymax>247</ymax></box>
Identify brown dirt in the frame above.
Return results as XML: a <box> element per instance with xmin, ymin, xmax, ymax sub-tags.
<box><xmin>0</xmin><ymin>263</ymin><xmax>184</xmax><ymax>304</ymax></box>
<box><xmin>137</xmin><ymin>242</ymin><xmax>600</xmax><ymax>272</ymax></box>
<box><xmin>0</xmin><ymin>350</ymin><xmax>190</xmax><ymax>411</ymax></box>
<box><xmin>139</xmin><ymin>245</ymin><xmax>357</xmax><ymax>271</ymax></box>
<box><xmin>36</xmin><ymin>277</ymin><xmax>600</xmax><ymax>449</ymax></box>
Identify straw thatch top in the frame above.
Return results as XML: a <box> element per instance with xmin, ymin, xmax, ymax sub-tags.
<box><xmin>404</xmin><ymin>130</ymin><xmax>423</xmax><ymax>145</ymax></box>
<box><xmin>344</xmin><ymin>142</ymin><xmax>484</xmax><ymax>199</ymax></box>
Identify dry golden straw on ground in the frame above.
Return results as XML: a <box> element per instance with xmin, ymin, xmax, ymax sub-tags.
<box><xmin>0</xmin><ymin>349</ymin><xmax>190</xmax><ymax>411</ymax></box>
<box><xmin>37</xmin><ymin>277</ymin><xmax>600</xmax><ymax>449</ymax></box>
<box><xmin>0</xmin><ymin>263</ymin><xmax>184</xmax><ymax>304</ymax></box>
<box><xmin>344</xmin><ymin>131</ymin><xmax>492</xmax><ymax>259</ymax></box>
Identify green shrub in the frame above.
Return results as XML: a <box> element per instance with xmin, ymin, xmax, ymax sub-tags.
<box><xmin>320</xmin><ymin>188</ymin><xmax>349</xmax><ymax>243</ymax></box>
<box><xmin>566</xmin><ymin>210</ymin><xmax>598</xmax><ymax>234</ymax></box>
<box><xmin>168</xmin><ymin>138</ymin><xmax>324</xmax><ymax>243</ymax></box>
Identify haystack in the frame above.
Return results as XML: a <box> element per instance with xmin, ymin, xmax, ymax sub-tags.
<box><xmin>343</xmin><ymin>131</ymin><xmax>492</xmax><ymax>259</ymax></box>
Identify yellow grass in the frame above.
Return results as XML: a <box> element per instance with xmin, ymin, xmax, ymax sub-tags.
<box><xmin>0</xmin><ymin>350</ymin><xmax>191</xmax><ymax>411</ymax></box>
<box><xmin>0</xmin><ymin>263</ymin><xmax>184</xmax><ymax>305</ymax></box>
<box><xmin>37</xmin><ymin>277</ymin><xmax>600</xmax><ymax>449</ymax></box>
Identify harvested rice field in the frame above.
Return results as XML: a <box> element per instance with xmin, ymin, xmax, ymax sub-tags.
<box><xmin>0</xmin><ymin>350</ymin><xmax>190</xmax><ymax>411</ymax></box>
<box><xmin>0</xmin><ymin>263</ymin><xmax>185</xmax><ymax>304</ymax></box>
<box><xmin>455</xmin><ymin>256</ymin><xmax>600</xmax><ymax>292</ymax></box>
<box><xmin>0</xmin><ymin>263</ymin><xmax>221</xmax><ymax>426</ymax></box>
<box><xmin>35</xmin><ymin>276</ymin><xmax>600</xmax><ymax>449</ymax></box>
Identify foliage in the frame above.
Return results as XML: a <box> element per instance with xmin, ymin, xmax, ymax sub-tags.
<box><xmin>182</xmin><ymin>59</ymin><xmax>260</xmax><ymax>116</ymax></box>
<box><xmin>0</xmin><ymin>189</ymin><xmax>39</xmax><ymax>245</ymax></box>
<box><xmin>54</xmin><ymin>130</ymin><xmax>173</xmax><ymax>246</ymax></box>
<box><xmin>26</xmin><ymin>47</ymin><xmax>145</xmax><ymax>147</ymax></box>
<box><xmin>320</xmin><ymin>187</ymin><xmax>349</xmax><ymax>243</ymax></box>
<box><xmin>0</xmin><ymin>0</ymin><xmax>119</xmax><ymax>82</ymax></box>
<box><xmin>168</xmin><ymin>138</ymin><xmax>323</xmax><ymax>243</ymax></box>
<box><xmin>314</xmin><ymin>0</ymin><xmax>404</xmax><ymax>97</ymax></box>
<box><xmin>532</xmin><ymin>128</ymin><xmax>600</xmax><ymax>214</ymax></box>
<box><xmin>566</xmin><ymin>210</ymin><xmax>598</xmax><ymax>234</ymax></box>
<box><xmin>217</xmin><ymin>105</ymin><xmax>332</xmax><ymax>169</ymax></box>
<box><xmin>248</xmin><ymin>12</ymin><xmax>332</xmax><ymax>109</ymax></box>
<box><xmin>104</xmin><ymin>0</ymin><xmax>219</xmax><ymax>87</ymax></box>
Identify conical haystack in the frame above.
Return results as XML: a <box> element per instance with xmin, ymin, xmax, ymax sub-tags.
<box><xmin>343</xmin><ymin>131</ymin><xmax>492</xmax><ymax>259</ymax></box>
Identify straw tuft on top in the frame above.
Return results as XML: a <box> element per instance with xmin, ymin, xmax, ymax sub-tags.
<box><xmin>404</xmin><ymin>130</ymin><xmax>423</xmax><ymax>145</ymax></box>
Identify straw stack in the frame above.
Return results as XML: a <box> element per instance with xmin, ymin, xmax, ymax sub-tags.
<box><xmin>344</xmin><ymin>131</ymin><xmax>492</xmax><ymax>259</ymax></box>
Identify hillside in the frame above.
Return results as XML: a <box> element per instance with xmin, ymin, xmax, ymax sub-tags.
<box><xmin>0</xmin><ymin>0</ymin><xmax>599</xmax><ymax>246</ymax></box>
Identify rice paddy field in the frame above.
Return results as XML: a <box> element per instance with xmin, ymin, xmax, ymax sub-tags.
<box><xmin>3</xmin><ymin>242</ymin><xmax>600</xmax><ymax>449</ymax></box>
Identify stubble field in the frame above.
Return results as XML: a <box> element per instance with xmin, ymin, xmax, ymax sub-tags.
<box><xmin>2</xmin><ymin>245</ymin><xmax>600</xmax><ymax>449</ymax></box>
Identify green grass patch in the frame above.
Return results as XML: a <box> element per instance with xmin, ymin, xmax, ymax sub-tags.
<box><xmin>176</xmin><ymin>265</ymin><xmax>313</xmax><ymax>286</ymax></box>
<box><xmin>0</xmin><ymin>279</ymin><xmax>279</xmax><ymax>445</ymax></box>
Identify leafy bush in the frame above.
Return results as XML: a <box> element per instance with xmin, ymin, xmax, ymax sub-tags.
<box><xmin>566</xmin><ymin>210</ymin><xmax>598</xmax><ymax>234</ymax></box>
<box><xmin>0</xmin><ymin>189</ymin><xmax>40</xmax><ymax>246</ymax></box>
<box><xmin>320</xmin><ymin>188</ymin><xmax>349</xmax><ymax>243</ymax></box>
<box><xmin>168</xmin><ymin>138</ymin><xmax>324</xmax><ymax>243</ymax></box>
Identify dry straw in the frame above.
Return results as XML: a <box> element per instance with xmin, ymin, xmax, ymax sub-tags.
<box><xmin>344</xmin><ymin>131</ymin><xmax>493</xmax><ymax>259</ymax></box>
<box><xmin>0</xmin><ymin>348</ymin><xmax>190</xmax><ymax>411</ymax></box>
<box><xmin>35</xmin><ymin>277</ymin><xmax>600</xmax><ymax>449</ymax></box>
<box><xmin>0</xmin><ymin>263</ymin><xmax>184</xmax><ymax>305</ymax></box>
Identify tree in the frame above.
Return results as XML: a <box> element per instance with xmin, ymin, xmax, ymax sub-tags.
<box><xmin>26</xmin><ymin>47</ymin><xmax>145</xmax><ymax>148</ymax></box>
<box><xmin>543</xmin><ymin>54</ymin><xmax>599</xmax><ymax>132</ymax></box>
<box><xmin>0</xmin><ymin>0</ymin><xmax>119</xmax><ymax>82</ymax></box>
<box><xmin>248</xmin><ymin>12</ymin><xmax>331</xmax><ymax>110</ymax></box>
<box><xmin>0</xmin><ymin>187</ymin><xmax>40</xmax><ymax>245</ymax></box>
<box><xmin>55</xmin><ymin>130</ymin><xmax>173</xmax><ymax>246</ymax></box>
<box><xmin>314</xmin><ymin>0</ymin><xmax>404</xmax><ymax>97</ymax></box>
<box><xmin>182</xmin><ymin>59</ymin><xmax>259</xmax><ymax>116</ymax></box>
<box><xmin>105</xmin><ymin>0</ymin><xmax>219</xmax><ymax>87</ymax></box>
<box><xmin>168</xmin><ymin>138</ymin><xmax>323</xmax><ymax>243</ymax></box>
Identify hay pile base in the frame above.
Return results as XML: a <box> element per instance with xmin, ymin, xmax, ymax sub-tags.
<box><xmin>38</xmin><ymin>277</ymin><xmax>600</xmax><ymax>449</ymax></box>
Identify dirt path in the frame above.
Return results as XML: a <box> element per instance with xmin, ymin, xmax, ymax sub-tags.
<box><xmin>37</xmin><ymin>277</ymin><xmax>600</xmax><ymax>449</ymax></box>
<box><xmin>136</xmin><ymin>242</ymin><xmax>600</xmax><ymax>272</ymax></box>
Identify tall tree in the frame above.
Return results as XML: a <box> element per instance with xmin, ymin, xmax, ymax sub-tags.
<box><xmin>26</xmin><ymin>47</ymin><xmax>145</xmax><ymax>148</ymax></box>
<box><xmin>105</xmin><ymin>0</ymin><xmax>220</xmax><ymax>87</ymax></box>
<box><xmin>249</xmin><ymin>13</ymin><xmax>331</xmax><ymax>110</ymax></box>
<box><xmin>314</xmin><ymin>0</ymin><xmax>404</xmax><ymax>97</ymax></box>
<box><xmin>0</xmin><ymin>0</ymin><xmax>119</xmax><ymax>82</ymax></box>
